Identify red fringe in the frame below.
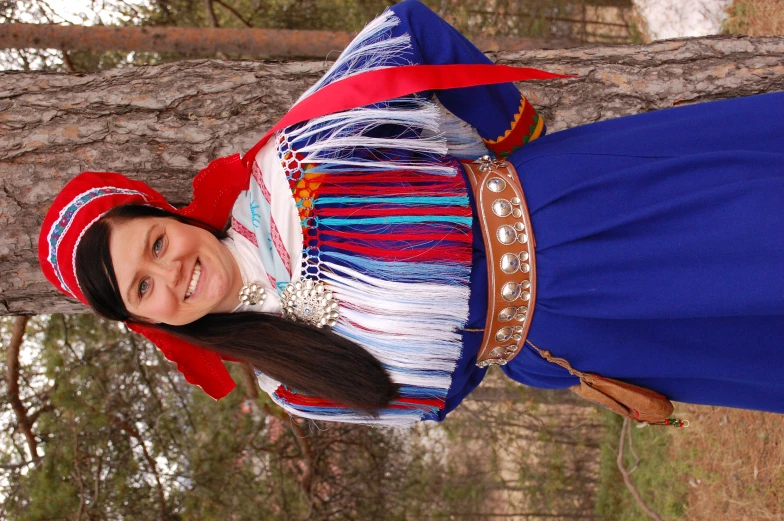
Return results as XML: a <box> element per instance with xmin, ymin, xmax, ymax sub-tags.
<box><xmin>321</xmin><ymin>229</ymin><xmax>471</xmax><ymax>243</ymax></box>
<box><xmin>275</xmin><ymin>385</ymin><xmax>446</xmax><ymax>411</ymax></box>
<box><xmin>321</xmin><ymin>240</ymin><xmax>473</xmax><ymax>263</ymax></box>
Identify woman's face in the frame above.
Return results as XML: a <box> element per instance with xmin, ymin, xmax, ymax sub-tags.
<box><xmin>109</xmin><ymin>216</ymin><xmax>243</xmax><ymax>325</ymax></box>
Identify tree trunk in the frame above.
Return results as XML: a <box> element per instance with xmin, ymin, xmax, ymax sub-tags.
<box><xmin>1</xmin><ymin>36</ymin><xmax>783</xmax><ymax>315</ymax></box>
<box><xmin>0</xmin><ymin>23</ymin><xmax>577</xmax><ymax>58</ymax></box>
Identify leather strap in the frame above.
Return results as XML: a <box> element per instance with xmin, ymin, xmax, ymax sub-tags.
<box><xmin>462</xmin><ymin>157</ymin><xmax>537</xmax><ymax>368</ymax></box>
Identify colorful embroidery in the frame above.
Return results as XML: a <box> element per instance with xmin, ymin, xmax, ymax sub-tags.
<box><xmin>483</xmin><ymin>95</ymin><xmax>544</xmax><ymax>158</ymax></box>
<box><xmin>231</xmin><ymin>217</ymin><xmax>258</xmax><ymax>248</ymax></box>
<box><xmin>250</xmin><ymin>159</ymin><xmax>293</xmax><ymax>279</ymax></box>
<box><xmin>47</xmin><ymin>187</ymin><xmax>147</xmax><ymax>295</ymax></box>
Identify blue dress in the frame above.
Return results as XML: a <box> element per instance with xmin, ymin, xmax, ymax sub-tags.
<box><xmin>378</xmin><ymin>2</ymin><xmax>784</xmax><ymax>417</ymax></box>
<box><xmin>503</xmin><ymin>93</ymin><xmax>784</xmax><ymax>413</ymax></box>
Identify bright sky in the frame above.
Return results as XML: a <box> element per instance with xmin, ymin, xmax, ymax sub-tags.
<box><xmin>635</xmin><ymin>0</ymin><xmax>734</xmax><ymax>40</ymax></box>
<box><xmin>19</xmin><ymin>0</ymin><xmax>150</xmax><ymax>25</ymax></box>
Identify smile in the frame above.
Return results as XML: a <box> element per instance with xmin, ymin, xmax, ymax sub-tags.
<box><xmin>185</xmin><ymin>260</ymin><xmax>201</xmax><ymax>299</ymax></box>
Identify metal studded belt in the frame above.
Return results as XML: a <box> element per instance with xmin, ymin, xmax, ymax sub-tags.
<box><xmin>462</xmin><ymin>156</ymin><xmax>537</xmax><ymax>368</ymax></box>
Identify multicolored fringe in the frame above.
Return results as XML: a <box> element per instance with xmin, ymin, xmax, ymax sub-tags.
<box><xmin>253</xmin><ymin>6</ymin><xmax>474</xmax><ymax>427</ymax></box>
<box><xmin>255</xmin><ymin>160</ymin><xmax>473</xmax><ymax>427</ymax></box>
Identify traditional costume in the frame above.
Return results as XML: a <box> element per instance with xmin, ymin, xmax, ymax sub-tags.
<box><xmin>39</xmin><ymin>1</ymin><xmax>784</xmax><ymax>426</ymax></box>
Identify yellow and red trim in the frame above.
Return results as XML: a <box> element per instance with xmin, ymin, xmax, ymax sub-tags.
<box><xmin>482</xmin><ymin>95</ymin><xmax>544</xmax><ymax>158</ymax></box>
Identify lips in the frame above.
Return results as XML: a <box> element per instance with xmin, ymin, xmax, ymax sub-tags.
<box><xmin>185</xmin><ymin>260</ymin><xmax>202</xmax><ymax>300</ymax></box>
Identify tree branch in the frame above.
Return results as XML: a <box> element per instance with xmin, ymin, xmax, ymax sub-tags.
<box><xmin>239</xmin><ymin>363</ymin><xmax>315</xmax><ymax>496</ymax></box>
<box><xmin>61</xmin><ymin>48</ymin><xmax>76</xmax><ymax>72</ymax></box>
<box><xmin>617</xmin><ymin>418</ymin><xmax>663</xmax><ymax>521</ymax></box>
<box><xmin>6</xmin><ymin>316</ymin><xmax>38</xmax><ymax>461</ymax></box>
<box><xmin>106</xmin><ymin>413</ymin><xmax>168</xmax><ymax>516</ymax></box>
<box><xmin>214</xmin><ymin>0</ymin><xmax>252</xmax><ymax>27</ymax></box>
<box><xmin>203</xmin><ymin>0</ymin><xmax>220</xmax><ymax>28</ymax></box>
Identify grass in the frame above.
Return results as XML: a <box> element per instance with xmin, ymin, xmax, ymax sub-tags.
<box><xmin>722</xmin><ymin>0</ymin><xmax>784</xmax><ymax>36</ymax></box>
<box><xmin>595</xmin><ymin>410</ymin><xmax>689</xmax><ymax>521</ymax></box>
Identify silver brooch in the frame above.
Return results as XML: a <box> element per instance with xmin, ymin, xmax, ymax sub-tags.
<box><xmin>280</xmin><ymin>279</ymin><xmax>340</xmax><ymax>328</ymax></box>
<box><xmin>239</xmin><ymin>282</ymin><xmax>266</xmax><ymax>306</ymax></box>
<box><xmin>476</xmin><ymin>154</ymin><xmax>506</xmax><ymax>172</ymax></box>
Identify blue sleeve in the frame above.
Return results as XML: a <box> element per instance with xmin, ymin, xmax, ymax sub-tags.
<box><xmin>389</xmin><ymin>0</ymin><xmax>547</xmax><ymax>157</ymax></box>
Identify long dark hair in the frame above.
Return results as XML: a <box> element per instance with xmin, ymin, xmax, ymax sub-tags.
<box><xmin>75</xmin><ymin>204</ymin><xmax>400</xmax><ymax>412</ymax></box>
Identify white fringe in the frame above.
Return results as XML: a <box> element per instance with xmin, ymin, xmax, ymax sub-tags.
<box><xmin>424</xmin><ymin>99</ymin><xmax>491</xmax><ymax>159</ymax></box>
<box><xmin>295</xmin><ymin>10</ymin><xmax>411</xmax><ymax>104</ymax></box>
<box><xmin>284</xmin><ymin>97</ymin><xmax>455</xmax><ymax>176</ymax></box>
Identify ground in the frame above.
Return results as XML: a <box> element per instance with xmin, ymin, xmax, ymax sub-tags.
<box><xmin>598</xmin><ymin>403</ymin><xmax>784</xmax><ymax>520</ymax></box>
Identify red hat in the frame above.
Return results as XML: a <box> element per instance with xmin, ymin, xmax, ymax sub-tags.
<box><xmin>38</xmin><ymin>154</ymin><xmax>249</xmax><ymax>400</ymax></box>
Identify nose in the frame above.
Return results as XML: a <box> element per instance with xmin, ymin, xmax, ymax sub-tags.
<box><xmin>153</xmin><ymin>259</ymin><xmax>182</xmax><ymax>288</ymax></box>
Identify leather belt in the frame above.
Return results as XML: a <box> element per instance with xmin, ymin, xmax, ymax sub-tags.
<box><xmin>462</xmin><ymin>156</ymin><xmax>537</xmax><ymax>368</ymax></box>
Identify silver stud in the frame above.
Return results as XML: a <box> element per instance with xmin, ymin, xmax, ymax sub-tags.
<box><xmin>501</xmin><ymin>282</ymin><xmax>522</xmax><ymax>301</ymax></box>
<box><xmin>504</xmin><ymin>344</ymin><xmax>520</xmax><ymax>355</ymax></box>
<box><xmin>520</xmin><ymin>291</ymin><xmax>531</xmax><ymax>302</ymax></box>
<box><xmin>510</xmin><ymin>197</ymin><xmax>521</xmax><ymax>205</ymax></box>
<box><xmin>521</xmin><ymin>280</ymin><xmax>531</xmax><ymax>290</ymax></box>
<box><xmin>495</xmin><ymin>327</ymin><xmax>514</xmax><ymax>342</ymax></box>
<box><xmin>517</xmin><ymin>233</ymin><xmax>528</xmax><ymax>244</ymax></box>
<box><xmin>492</xmin><ymin>199</ymin><xmax>513</xmax><ymax>218</ymax></box>
<box><xmin>511</xmin><ymin>334</ymin><xmax>522</xmax><ymax>341</ymax></box>
<box><xmin>496</xmin><ymin>225</ymin><xmax>517</xmax><ymax>245</ymax></box>
<box><xmin>239</xmin><ymin>282</ymin><xmax>266</xmax><ymax>305</ymax></box>
<box><xmin>498</xmin><ymin>306</ymin><xmax>517</xmax><ymax>321</ymax></box>
<box><xmin>500</xmin><ymin>253</ymin><xmax>520</xmax><ymax>274</ymax></box>
<box><xmin>486</xmin><ymin>177</ymin><xmax>506</xmax><ymax>192</ymax></box>
<box><xmin>512</xmin><ymin>208</ymin><xmax>522</xmax><ymax>218</ymax></box>
<box><xmin>519</xmin><ymin>251</ymin><xmax>529</xmax><ymax>262</ymax></box>
<box><xmin>489</xmin><ymin>346</ymin><xmax>506</xmax><ymax>358</ymax></box>
<box><xmin>514</xmin><ymin>222</ymin><xmax>525</xmax><ymax>231</ymax></box>
<box><xmin>520</xmin><ymin>263</ymin><xmax>531</xmax><ymax>273</ymax></box>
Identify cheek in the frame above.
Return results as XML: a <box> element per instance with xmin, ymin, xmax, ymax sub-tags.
<box><xmin>144</xmin><ymin>289</ymin><xmax>181</xmax><ymax>320</ymax></box>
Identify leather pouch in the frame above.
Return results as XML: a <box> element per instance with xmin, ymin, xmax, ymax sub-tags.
<box><xmin>571</xmin><ymin>373</ymin><xmax>674</xmax><ymax>424</ymax></box>
<box><xmin>527</xmin><ymin>340</ymin><xmax>675</xmax><ymax>424</ymax></box>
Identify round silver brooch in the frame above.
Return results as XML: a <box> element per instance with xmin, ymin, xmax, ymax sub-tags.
<box><xmin>239</xmin><ymin>282</ymin><xmax>266</xmax><ymax>306</ymax></box>
<box><xmin>280</xmin><ymin>279</ymin><xmax>340</xmax><ymax>329</ymax></box>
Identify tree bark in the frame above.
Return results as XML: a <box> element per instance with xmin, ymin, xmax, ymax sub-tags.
<box><xmin>1</xmin><ymin>36</ymin><xmax>783</xmax><ymax>315</ymax></box>
<box><xmin>0</xmin><ymin>23</ymin><xmax>577</xmax><ymax>58</ymax></box>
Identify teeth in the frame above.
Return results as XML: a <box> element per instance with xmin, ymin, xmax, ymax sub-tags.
<box><xmin>185</xmin><ymin>261</ymin><xmax>201</xmax><ymax>299</ymax></box>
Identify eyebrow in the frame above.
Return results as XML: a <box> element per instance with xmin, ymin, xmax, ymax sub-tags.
<box><xmin>125</xmin><ymin>224</ymin><xmax>155</xmax><ymax>307</ymax></box>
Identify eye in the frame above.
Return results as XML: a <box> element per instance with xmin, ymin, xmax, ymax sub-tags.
<box><xmin>152</xmin><ymin>235</ymin><xmax>164</xmax><ymax>257</ymax></box>
<box><xmin>138</xmin><ymin>278</ymin><xmax>151</xmax><ymax>299</ymax></box>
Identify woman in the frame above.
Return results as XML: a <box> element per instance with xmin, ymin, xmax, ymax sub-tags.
<box><xmin>39</xmin><ymin>1</ymin><xmax>784</xmax><ymax>426</ymax></box>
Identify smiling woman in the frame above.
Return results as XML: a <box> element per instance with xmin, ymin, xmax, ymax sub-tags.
<box><xmin>105</xmin><ymin>210</ymin><xmax>243</xmax><ymax>325</ymax></box>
